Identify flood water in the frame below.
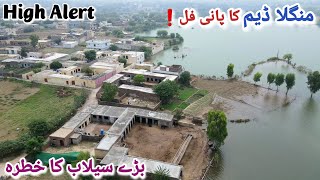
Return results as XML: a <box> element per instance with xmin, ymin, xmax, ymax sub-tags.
<box><xmin>140</xmin><ymin>25</ymin><xmax>320</xmax><ymax>180</ymax></box>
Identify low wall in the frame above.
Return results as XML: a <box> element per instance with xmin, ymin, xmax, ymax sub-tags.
<box><xmin>82</xmin><ymin>135</ymin><xmax>104</xmax><ymax>142</ymax></box>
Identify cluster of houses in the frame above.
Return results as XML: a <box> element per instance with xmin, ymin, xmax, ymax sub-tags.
<box><xmin>0</xmin><ymin>19</ymin><xmax>184</xmax><ymax>179</ymax></box>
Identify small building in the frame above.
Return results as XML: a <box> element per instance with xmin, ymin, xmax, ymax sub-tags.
<box><xmin>49</xmin><ymin>128</ymin><xmax>74</xmax><ymax>147</ymax></box>
<box><xmin>86</xmin><ymin>39</ymin><xmax>111</xmax><ymax>50</ymax></box>
<box><xmin>62</xmin><ymin>41</ymin><xmax>78</xmax><ymax>49</ymax></box>
<box><xmin>0</xmin><ymin>46</ymin><xmax>20</xmax><ymax>55</ymax></box>
<box><xmin>118</xmin><ymin>84</ymin><xmax>160</xmax><ymax>102</ymax></box>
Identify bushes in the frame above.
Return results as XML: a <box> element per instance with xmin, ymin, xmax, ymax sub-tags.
<box><xmin>0</xmin><ymin>140</ymin><xmax>25</xmax><ymax>159</ymax></box>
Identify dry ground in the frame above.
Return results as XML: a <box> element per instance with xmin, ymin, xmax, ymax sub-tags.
<box><xmin>44</xmin><ymin>141</ymin><xmax>98</xmax><ymax>156</ymax></box>
<box><xmin>84</xmin><ymin>123</ymin><xmax>111</xmax><ymax>136</ymax></box>
<box><xmin>124</xmin><ymin>124</ymin><xmax>209</xmax><ymax>180</ymax></box>
<box><xmin>0</xmin><ymin>81</ymin><xmax>39</xmax><ymax>113</ymax></box>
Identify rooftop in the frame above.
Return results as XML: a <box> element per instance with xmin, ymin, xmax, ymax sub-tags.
<box><xmin>49</xmin><ymin>128</ymin><xmax>73</xmax><ymax>139</ymax></box>
<box><xmin>103</xmin><ymin>74</ymin><xmax>124</xmax><ymax>84</ymax></box>
<box><xmin>49</xmin><ymin>74</ymin><xmax>74</xmax><ymax>79</ymax></box>
<box><xmin>119</xmin><ymin>84</ymin><xmax>155</xmax><ymax>94</ymax></box>
<box><xmin>63</xmin><ymin>105</ymin><xmax>98</xmax><ymax>130</ymax></box>
<box><xmin>121</xmin><ymin>69</ymin><xmax>178</xmax><ymax>81</ymax></box>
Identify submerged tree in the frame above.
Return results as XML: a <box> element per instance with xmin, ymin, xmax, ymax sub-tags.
<box><xmin>253</xmin><ymin>72</ymin><xmax>262</xmax><ymax>85</ymax></box>
<box><xmin>283</xmin><ymin>53</ymin><xmax>293</xmax><ymax>64</ymax></box>
<box><xmin>275</xmin><ymin>73</ymin><xmax>285</xmax><ymax>92</ymax></box>
<box><xmin>207</xmin><ymin>110</ymin><xmax>228</xmax><ymax>148</ymax></box>
<box><xmin>267</xmin><ymin>73</ymin><xmax>276</xmax><ymax>89</ymax></box>
<box><xmin>227</xmin><ymin>63</ymin><xmax>234</xmax><ymax>79</ymax></box>
<box><xmin>307</xmin><ymin>71</ymin><xmax>320</xmax><ymax>98</ymax></box>
<box><xmin>285</xmin><ymin>73</ymin><xmax>295</xmax><ymax>96</ymax></box>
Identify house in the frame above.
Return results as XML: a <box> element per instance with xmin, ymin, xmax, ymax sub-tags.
<box><xmin>153</xmin><ymin>65</ymin><xmax>184</xmax><ymax>76</ymax></box>
<box><xmin>0</xmin><ymin>46</ymin><xmax>20</xmax><ymax>55</ymax></box>
<box><xmin>38</xmin><ymin>40</ymin><xmax>51</xmax><ymax>48</ymax></box>
<box><xmin>115</xmin><ymin>39</ymin><xmax>164</xmax><ymax>55</ymax></box>
<box><xmin>121</xmin><ymin>69</ymin><xmax>178</xmax><ymax>85</ymax></box>
<box><xmin>86</xmin><ymin>39</ymin><xmax>111</xmax><ymax>50</ymax></box>
<box><xmin>62</xmin><ymin>41</ymin><xmax>78</xmax><ymax>49</ymax></box>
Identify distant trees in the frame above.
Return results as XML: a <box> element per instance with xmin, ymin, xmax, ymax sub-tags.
<box><xmin>170</xmin><ymin>33</ymin><xmax>175</xmax><ymax>39</ymax></box>
<box><xmin>153</xmin><ymin>80</ymin><xmax>179</xmax><ymax>104</ymax></box>
<box><xmin>20</xmin><ymin>47</ymin><xmax>28</xmax><ymax>58</ymax></box>
<box><xmin>307</xmin><ymin>71</ymin><xmax>320</xmax><ymax>98</ymax></box>
<box><xmin>140</xmin><ymin>46</ymin><xmax>152</xmax><ymax>59</ymax></box>
<box><xmin>84</xmin><ymin>50</ymin><xmax>96</xmax><ymax>62</ymax></box>
<box><xmin>49</xmin><ymin>61</ymin><xmax>62</xmax><ymax>70</ymax></box>
<box><xmin>157</xmin><ymin>30</ymin><xmax>168</xmax><ymax>38</ymax></box>
<box><xmin>227</xmin><ymin>63</ymin><xmax>234</xmax><ymax>78</ymax></box>
<box><xmin>118</xmin><ymin>57</ymin><xmax>127</xmax><ymax>66</ymax></box>
<box><xmin>153</xmin><ymin>166</ymin><xmax>170</xmax><ymax>180</ymax></box>
<box><xmin>283</xmin><ymin>53</ymin><xmax>293</xmax><ymax>64</ymax></box>
<box><xmin>275</xmin><ymin>73</ymin><xmax>285</xmax><ymax>92</ymax></box>
<box><xmin>112</xmin><ymin>29</ymin><xmax>124</xmax><ymax>38</ymax></box>
<box><xmin>207</xmin><ymin>110</ymin><xmax>228</xmax><ymax>149</ymax></box>
<box><xmin>285</xmin><ymin>73</ymin><xmax>295</xmax><ymax>96</ymax></box>
<box><xmin>157</xmin><ymin>62</ymin><xmax>163</xmax><ymax>66</ymax></box>
<box><xmin>133</xmin><ymin>74</ymin><xmax>145</xmax><ymax>85</ymax></box>
<box><xmin>101</xmin><ymin>83</ymin><xmax>118</xmax><ymax>102</ymax></box>
<box><xmin>23</xmin><ymin>26</ymin><xmax>35</xmax><ymax>33</ymax></box>
<box><xmin>53</xmin><ymin>37</ymin><xmax>62</xmax><ymax>45</ymax></box>
<box><xmin>179</xmin><ymin>71</ymin><xmax>191</xmax><ymax>86</ymax></box>
<box><xmin>253</xmin><ymin>72</ymin><xmax>262</xmax><ymax>85</ymax></box>
<box><xmin>267</xmin><ymin>73</ymin><xmax>276</xmax><ymax>89</ymax></box>
<box><xmin>30</xmin><ymin>34</ymin><xmax>39</xmax><ymax>48</ymax></box>
<box><xmin>109</xmin><ymin>44</ymin><xmax>118</xmax><ymax>51</ymax></box>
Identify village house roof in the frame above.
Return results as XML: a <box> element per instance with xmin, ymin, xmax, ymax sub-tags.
<box><xmin>119</xmin><ymin>84</ymin><xmax>155</xmax><ymax>94</ymax></box>
<box><xmin>63</xmin><ymin>105</ymin><xmax>98</xmax><ymax>130</ymax></box>
<box><xmin>49</xmin><ymin>128</ymin><xmax>74</xmax><ymax>139</ymax></box>
<box><xmin>122</xmin><ymin>69</ymin><xmax>178</xmax><ymax>81</ymax></box>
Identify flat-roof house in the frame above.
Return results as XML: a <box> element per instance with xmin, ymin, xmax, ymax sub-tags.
<box><xmin>86</xmin><ymin>39</ymin><xmax>111</xmax><ymax>50</ymax></box>
<box><xmin>62</xmin><ymin>41</ymin><xmax>78</xmax><ymax>49</ymax></box>
<box><xmin>153</xmin><ymin>65</ymin><xmax>184</xmax><ymax>76</ymax></box>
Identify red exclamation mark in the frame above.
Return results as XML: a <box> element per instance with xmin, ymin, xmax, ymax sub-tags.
<box><xmin>168</xmin><ymin>9</ymin><xmax>172</xmax><ymax>27</ymax></box>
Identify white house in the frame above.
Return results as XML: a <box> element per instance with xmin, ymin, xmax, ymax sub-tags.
<box><xmin>62</xmin><ymin>41</ymin><xmax>78</xmax><ymax>49</ymax></box>
<box><xmin>86</xmin><ymin>39</ymin><xmax>111</xmax><ymax>50</ymax></box>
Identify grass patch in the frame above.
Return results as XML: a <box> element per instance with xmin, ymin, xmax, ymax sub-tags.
<box><xmin>178</xmin><ymin>87</ymin><xmax>198</xmax><ymax>101</ymax></box>
<box><xmin>0</xmin><ymin>79</ymin><xmax>88</xmax><ymax>141</ymax></box>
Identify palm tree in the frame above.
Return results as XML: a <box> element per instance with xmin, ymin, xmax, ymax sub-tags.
<box><xmin>152</xmin><ymin>166</ymin><xmax>170</xmax><ymax>180</ymax></box>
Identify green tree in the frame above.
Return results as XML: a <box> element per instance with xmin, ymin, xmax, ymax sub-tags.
<box><xmin>207</xmin><ymin>111</ymin><xmax>228</xmax><ymax>148</ymax></box>
<box><xmin>227</xmin><ymin>63</ymin><xmax>234</xmax><ymax>78</ymax></box>
<box><xmin>112</xmin><ymin>29</ymin><xmax>124</xmax><ymax>38</ymax></box>
<box><xmin>283</xmin><ymin>53</ymin><xmax>293</xmax><ymax>64</ymax></box>
<box><xmin>109</xmin><ymin>44</ymin><xmax>118</xmax><ymax>51</ymax></box>
<box><xmin>285</xmin><ymin>73</ymin><xmax>295</xmax><ymax>96</ymax></box>
<box><xmin>20</xmin><ymin>47</ymin><xmax>28</xmax><ymax>58</ymax></box>
<box><xmin>153</xmin><ymin>80</ymin><xmax>179</xmax><ymax>104</ymax></box>
<box><xmin>152</xmin><ymin>166</ymin><xmax>170</xmax><ymax>180</ymax></box>
<box><xmin>49</xmin><ymin>61</ymin><xmax>62</xmax><ymax>70</ymax></box>
<box><xmin>53</xmin><ymin>37</ymin><xmax>62</xmax><ymax>45</ymax></box>
<box><xmin>30</xmin><ymin>34</ymin><xmax>39</xmax><ymax>48</ymax></box>
<box><xmin>253</xmin><ymin>72</ymin><xmax>262</xmax><ymax>85</ymax></box>
<box><xmin>307</xmin><ymin>71</ymin><xmax>320</xmax><ymax>98</ymax></box>
<box><xmin>118</xmin><ymin>57</ymin><xmax>127</xmax><ymax>66</ymax></box>
<box><xmin>81</xmin><ymin>66</ymin><xmax>94</xmax><ymax>76</ymax></box>
<box><xmin>267</xmin><ymin>73</ymin><xmax>276</xmax><ymax>89</ymax></box>
<box><xmin>170</xmin><ymin>33</ymin><xmax>175</xmax><ymax>39</ymax></box>
<box><xmin>84</xmin><ymin>50</ymin><xmax>96</xmax><ymax>62</ymax></box>
<box><xmin>25</xmin><ymin>137</ymin><xmax>43</xmax><ymax>155</ymax></box>
<box><xmin>157</xmin><ymin>62</ymin><xmax>163</xmax><ymax>66</ymax></box>
<box><xmin>133</xmin><ymin>74</ymin><xmax>145</xmax><ymax>85</ymax></box>
<box><xmin>157</xmin><ymin>30</ymin><xmax>168</xmax><ymax>38</ymax></box>
<box><xmin>275</xmin><ymin>73</ymin><xmax>285</xmax><ymax>92</ymax></box>
<box><xmin>28</xmin><ymin>119</ymin><xmax>51</xmax><ymax>137</ymax></box>
<box><xmin>101</xmin><ymin>83</ymin><xmax>118</xmax><ymax>102</ymax></box>
<box><xmin>140</xmin><ymin>46</ymin><xmax>152</xmax><ymax>59</ymax></box>
<box><xmin>179</xmin><ymin>71</ymin><xmax>191</xmax><ymax>86</ymax></box>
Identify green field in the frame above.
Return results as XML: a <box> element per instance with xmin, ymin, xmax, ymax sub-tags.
<box><xmin>161</xmin><ymin>87</ymin><xmax>208</xmax><ymax>111</ymax></box>
<box><xmin>0</xmin><ymin>79</ymin><xmax>87</xmax><ymax>141</ymax></box>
